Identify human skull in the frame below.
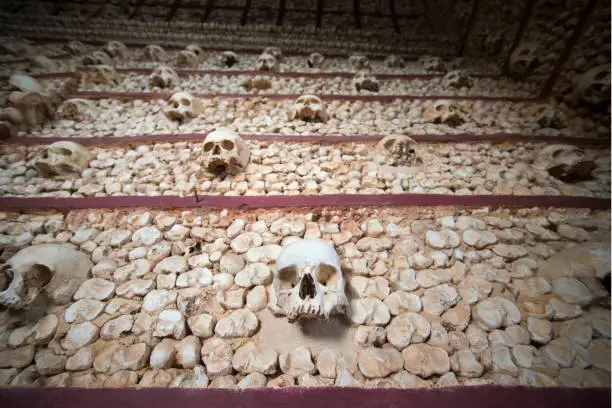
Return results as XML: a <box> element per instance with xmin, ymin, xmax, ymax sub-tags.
<box><xmin>219</xmin><ymin>51</ymin><xmax>238</xmax><ymax>68</ymax></box>
<box><xmin>376</xmin><ymin>135</ymin><xmax>421</xmax><ymax>166</ymax></box>
<box><xmin>164</xmin><ymin>91</ymin><xmax>202</xmax><ymax>121</ymax></box>
<box><xmin>185</xmin><ymin>44</ymin><xmax>204</xmax><ymax>60</ymax></box>
<box><xmin>104</xmin><ymin>41</ymin><xmax>129</xmax><ymax>59</ymax></box>
<box><xmin>422</xmin><ymin>101</ymin><xmax>465</xmax><ymax>127</ymax></box>
<box><xmin>353</xmin><ymin>71</ymin><xmax>380</xmax><ymax>92</ymax></box>
<box><xmin>384</xmin><ymin>55</ymin><xmax>405</xmax><ymax>68</ymax></box>
<box><xmin>0</xmin><ymin>244</ymin><xmax>92</xmax><ymax>309</ymax></box>
<box><xmin>33</xmin><ymin>141</ymin><xmax>93</xmax><ymax>177</ymax></box>
<box><xmin>8</xmin><ymin>91</ymin><xmax>53</xmax><ymax>127</ymax></box>
<box><xmin>56</xmin><ymin>98</ymin><xmax>94</xmax><ymax>121</ymax></box>
<box><xmin>201</xmin><ymin>128</ymin><xmax>250</xmax><ymax>175</ymax></box>
<box><xmin>175</xmin><ymin>50</ymin><xmax>199</xmax><ymax>68</ymax></box>
<box><xmin>263</xmin><ymin>46</ymin><xmax>282</xmax><ymax>60</ymax></box>
<box><xmin>9</xmin><ymin>74</ymin><xmax>43</xmax><ymax>93</ymax></box>
<box><xmin>242</xmin><ymin>76</ymin><xmax>273</xmax><ymax>91</ymax></box>
<box><xmin>149</xmin><ymin>66</ymin><xmax>180</xmax><ymax>89</ymax></box>
<box><xmin>442</xmin><ymin>70</ymin><xmax>473</xmax><ymax>89</ymax></box>
<box><xmin>307</xmin><ymin>52</ymin><xmax>325</xmax><ymax>68</ymax></box>
<box><xmin>349</xmin><ymin>55</ymin><xmax>370</xmax><ymax>71</ymax></box>
<box><xmin>572</xmin><ymin>64</ymin><xmax>610</xmax><ymax>106</ymax></box>
<box><xmin>535</xmin><ymin>145</ymin><xmax>596</xmax><ymax>183</ymax></box>
<box><xmin>288</xmin><ymin>94</ymin><xmax>329</xmax><ymax>122</ymax></box>
<box><xmin>256</xmin><ymin>53</ymin><xmax>279</xmax><ymax>72</ymax></box>
<box><xmin>509</xmin><ymin>43</ymin><xmax>539</xmax><ymax>75</ymax></box>
<box><xmin>271</xmin><ymin>239</ymin><xmax>347</xmax><ymax>321</ymax></box>
<box><xmin>63</xmin><ymin>40</ymin><xmax>86</xmax><ymax>55</ymax></box>
<box><xmin>419</xmin><ymin>55</ymin><xmax>447</xmax><ymax>72</ymax></box>
<box><xmin>82</xmin><ymin>65</ymin><xmax>119</xmax><ymax>86</ymax></box>
<box><xmin>140</xmin><ymin>44</ymin><xmax>168</xmax><ymax>61</ymax></box>
<box><xmin>81</xmin><ymin>51</ymin><xmax>113</xmax><ymax>66</ymax></box>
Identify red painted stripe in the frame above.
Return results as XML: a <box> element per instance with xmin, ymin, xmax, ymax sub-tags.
<box><xmin>0</xmin><ymin>194</ymin><xmax>608</xmax><ymax>212</ymax></box>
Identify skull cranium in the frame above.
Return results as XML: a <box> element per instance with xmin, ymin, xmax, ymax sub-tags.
<box><xmin>104</xmin><ymin>41</ymin><xmax>129</xmax><ymax>60</ymax></box>
<box><xmin>201</xmin><ymin>128</ymin><xmax>250</xmax><ymax>175</ymax></box>
<box><xmin>288</xmin><ymin>94</ymin><xmax>329</xmax><ymax>122</ymax></box>
<box><xmin>82</xmin><ymin>65</ymin><xmax>119</xmax><ymax>86</ymax></box>
<box><xmin>572</xmin><ymin>64</ymin><xmax>610</xmax><ymax>106</ymax></box>
<box><xmin>219</xmin><ymin>51</ymin><xmax>238</xmax><ymax>68</ymax></box>
<box><xmin>442</xmin><ymin>70</ymin><xmax>473</xmax><ymax>89</ymax></box>
<box><xmin>271</xmin><ymin>239</ymin><xmax>347</xmax><ymax>321</ymax></box>
<box><xmin>140</xmin><ymin>44</ymin><xmax>168</xmax><ymax>61</ymax></box>
<box><xmin>185</xmin><ymin>44</ymin><xmax>204</xmax><ymax>60</ymax></box>
<box><xmin>307</xmin><ymin>53</ymin><xmax>325</xmax><ymax>68</ymax></box>
<box><xmin>376</xmin><ymin>135</ymin><xmax>421</xmax><ymax>166</ymax></box>
<box><xmin>535</xmin><ymin>144</ymin><xmax>596</xmax><ymax>183</ymax></box>
<box><xmin>175</xmin><ymin>50</ymin><xmax>199</xmax><ymax>68</ymax></box>
<box><xmin>422</xmin><ymin>100</ymin><xmax>465</xmax><ymax>127</ymax></box>
<box><xmin>353</xmin><ymin>71</ymin><xmax>380</xmax><ymax>92</ymax></box>
<box><xmin>256</xmin><ymin>53</ymin><xmax>279</xmax><ymax>72</ymax></box>
<box><xmin>164</xmin><ymin>91</ymin><xmax>202</xmax><ymax>121</ymax></box>
<box><xmin>56</xmin><ymin>98</ymin><xmax>94</xmax><ymax>121</ymax></box>
<box><xmin>33</xmin><ymin>141</ymin><xmax>93</xmax><ymax>177</ymax></box>
<box><xmin>0</xmin><ymin>244</ymin><xmax>92</xmax><ymax>309</ymax></box>
<box><xmin>149</xmin><ymin>66</ymin><xmax>180</xmax><ymax>89</ymax></box>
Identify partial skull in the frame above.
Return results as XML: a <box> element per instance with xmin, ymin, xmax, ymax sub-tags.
<box><xmin>442</xmin><ymin>70</ymin><xmax>473</xmax><ymax>89</ymax></box>
<box><xmin>376</xmin><ymin>135</ymin><xmax>421</xmax><ymax>166</ymax></box>
<box><xmin>63</xmin><ymin>40</ymin><xmax>86</xmax><ymax>56</ymax></box>
<box><xmin>140</xmin><ymin>44</ymin><xmax>168</xmax><ymax>61</ymax></box>
<box><xmin>353</xmin><ymin>71</ymin><xmax>380</xmax><ymax>92</ymax></box>
<box><xmin>307</xmin><ymin>53</ymin><xmax>325</xmax><ymax>68</ymax></box>
<box><xmin>256</xmin><ymin>53</ymin><xmax>279</xmax><ymax>72</ymax></box>
<box><xmin>149</xmin><ymin>66</ymin><xmax>180</xmax><ymax>89</ymax></box>
<box><xmin>0</xmin><ymin>244</ymin><xmax>92</xmax><ymax>309</ymax></box>
<box><xmin>419</xmin><ymin>56</ymin><xmax>447</xmax><ymax>72</ymax></box>
<box><xmin>535</xmin><ymin>145</ymin><xmax>596</xmax><ymax>183</ymax></box>
<box><xmin>175</xmin><ymin>50</ymin><xmax>199</xmax><ymax>68</ymax></box>
<box><xmin>219</xmin><ymin>51</ymin><xmax>238</xmax><ymax>68</ymax></box>
<box><xmin>56</xmin><ymin>98</ymin><xmax>94</xmax><ymax>121</ymax></box>
<box><xmin>572</xmin><ymin>64</ymin><xmax>610</xmax><ymax>106</ymax></box>
<box><xmin>201</xmin><ymin>128</ymin><xmax>250</xmax><ymax>175</ymax></box>
<box><xmin>81</xmin><ymin>50</ymin><xmax>114</xmax><ymax>66</ymax></box>
<box><xmin>384</xmin><ymin>55</ymin><xmax>405</xmax><ymax>68</ymax></box>
<box><xmin>509</xmin><ymin>43</ymin><xmax>539</xmax><ymax>75</ymax></box>
<box><xmin>422</xmin><ymin>101</ymin><xmax>465</xmax><ymax>127</ymax></box>
<box><xmin>288</xmin><ymin>94</ymin><xmax>329</xmax><ymax>122</ymax></box>
<box><xmin>164</xmin><ymin>91</ymin><xmax>202</xmax><ymax>121</ymax></box>
<box><xmin>263</xmin><ymin>47</ymin><xmax>282</xmax><ymax>60</ymax></box>
<box><xmin>82</xmin><ymin>65</ymin><xmax>119</xmax><ymax>86</ymax></box>
<box><xmin>104</xmin><ymin>41</ymin><xmax>129</xmax><ymax>59</ymax></box>
<box><xmin>349</xmin><ymin>55</ymin><xmax>370</xmax><ymax>71</ymax></box>
<box><xmin>242</xmin><ymin>76</ymin><xmax>273</xmax><ymax>91</ymax></box>
<box><xmin>185</xmin><ymin>44</ymin><xmax>204</xmax><ymax>60</ymax></box>
<box><xmin>33</xmin><ymin>141</ymin><xmax>93</xmax><ymax>177</ymax></box>
<box><xmin>271</xmin><ymin>239</ymin><xmax>347</xmax><ymax>321</ymax></box>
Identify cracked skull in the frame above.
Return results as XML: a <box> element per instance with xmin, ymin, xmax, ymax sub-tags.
<box><xmin>0</xmin><ymin>244</ymin><xmax>92</xmax><ymax>309</ymax></box>
<box><xmin>164</xmin><ymin>91</ymin><xmax>202</xmax><ymax>121</ymax></box>
<box><xmin>256</xmin><ymin>52</ymin><xmax>279</xmax><ymax>72</ymax></box>
<box><xmin>288</xmin><ymin>94</ymin><xmax>328</xmax><ymax>122</ymax></box>
<box><xmin>422</xmin><ymin>101</ymin><xmax>465</xmax><ymax>127</ymax></box>
<box><xmin>376</xmin><ymin>135</ymin><xmax>421</xmax><ymax>166</ymax></box>
<box><xmin>33</xmin><ymin>141</ymin><xmax>93</xmax><ymax>177</ymax></box>
<box><xmin>572</xmin><ymin>64</ymin><xmax>610</xmax><ymax>106</ymax></box>
<box><xmin>271</xmin><ymin>239</ymin><xmax>347</xmax><ymax>321</ymax></box>
<box><xmin>149</xmin><ymin>66</ymin><xmax>180</xmax><ymax>89</ymax></box>
<box><xmin>307</xmin><ymin>52</ymin><xmax>325</xmax><ymax>68</ymax></box>
<box><xmin>442</xmin><ymin>70</ymin><xmax>473</xmax><ymax>89</ymax></box>
<box><xmin>509</xmin><ymin>42</ymin><xmax>539</xmax><ymax>75</ymax></box>
<box><xmin>535</xmin><ymin>144</ymin><xmax>596</xmax><ymax>183</ymax></box>
<box><xmin>140</xmin><ymin>44</ymin><xmax>168</xmax><ymax>61</ymax></box>
<box><xmin>201</xmin><ymin>127</ymin><xmax>250</xmax><ymax>175</ymax></box>
<box><xmin>219</xmin><ymin>51</ymin><xmax>238</xmax><ymax>68</ymax></box>
<box><xmin>353</xmin><ymin>71</ymin><xmax>380</xmax><ymax>92</ymax></box>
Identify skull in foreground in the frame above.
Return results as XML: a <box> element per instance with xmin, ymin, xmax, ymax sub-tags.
<box><xmin>288</xmin><ymin>94</ymin><xmax>328</xmax><ymax>122</ymax></box>
<box><xmin>376</xmin><ymin>134</ymin><xmax>421</xmax><ymax>166</ymax></box>
<box><xmin>0</xmin><ymin>244</ymin><xmax>92</xmax><ymax>309</ymax></box>
<box><xmin>535</xmin><ymin>144</ymin><xmax>596</xmax><ymax>183</ymax></box>
<box><xmin>164</xmin><ymin>91</ymin><xmax>202</xmax><ymax>121</ymax></box>
<box><xmin>201</xmin><ymin>128</ymin><xmax>250</xmax><ymax>175</ymax></box>
<box><xmin>33</xmin><ymin>141</ymin><xmax>93</xmax><ymax>177</ymax></box>
<box><xmin>271</xmin><ymin>239</ymin><xmax>347</xmax><ymax>321</ymax></box>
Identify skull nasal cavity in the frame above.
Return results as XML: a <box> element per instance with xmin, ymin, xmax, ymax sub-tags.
<box><xmin>299</xmin><ymin>274</ymin><xmax>316</xmax><ymax>300</ymax></box>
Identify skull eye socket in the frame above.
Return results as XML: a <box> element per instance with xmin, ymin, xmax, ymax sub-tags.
<box><xmin>221</xmin><ymin>140</ymin><xmax>234</xmax><ymax>150</ymax></box>
<box><xmin>316</xmin><ymin>263</ymin><xmax>338</xmax><ymax>285</ymax></box>
<box><xmin>278</xmin><ymin>266</ymin><xmax>298</xmax><ymax>285</ymax></box>
<box><xmin>25</xmin><ymin>264</ymin><xmax>53</xmax><ymax>289</ymax></box>
<box><xmin>180</xmin><ymin>98</ymin><xmax>191</xmax><ymax>106</ymax></box>
<box><xmin>56</xmin><ymin>147</ymin><xmax>73</xmax><ymax>156</ymax></box>
<box><xmin>384</xmin><ymin>139</ymin><xmax>396</xmax><ymax>149</ymax></box>
<box><xmin>435</xmin><ymin>104</ymin><xmax>443</xmax><ymax>111</ymax></box>
<box><xmin>203</xmin><ymin>142</ymin><xmax>214</xmax><ymax>152</ymax></box>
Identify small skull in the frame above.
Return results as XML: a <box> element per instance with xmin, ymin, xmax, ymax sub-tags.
<box><xmin>353</xmin><ymin>71</ymin><xmax>380</xmax><ymax>92</ymax></box>
<box><xmin>242</xmin><ymin>75</ymin><xmax>273</xmax><ymax>91</ymax></box>
<box><xmin>0</xmin><ymin>244</ymin><xmax>92</xmax><ymax>309</ymax></box>
<box><xmin>271</xmin><ymin>239</ymin><xmax>347</xmax><ymax>321</ymax></box>
<box><xmin>33</xmin><ymin>141</ymin><xmax>93</xmax><ymax>177</ymax></box>
<box><xmin>140</xmin><ymin>44</ymin><xmax>168</xmax><ymax>61</ymax></box>
<box><xmin>307</xmin><ymin>52</ymin><xmax>325</xmax><ymax>68</ymax></box>
<box><xmin>442</xmin><ymin>70</ymin><xmax>473</xmax><ymax>89</ymax></box>
<box><xmin>165</xmin><ymin>91</ymin><xmax>202</xmax><ymax>121</ymax></box>
<box><xmin>256</xmin><ymin>53</ymin><xmax>279</xmax><ymax>72</ymax></box>
<box><xmin>185</xmin><ymin>44</ymin><xmax>204</xmax><ymax>60</ymax></box>
<box><xmin>219</xmin><ymin>51</ymin><xmax>238</xmax><ymax>68</ymax></box>
<box><xmin>81</xmin><ymin>51</ymin><xmax>114</xmax><ymax>66</ymax></box>
<box><xmin>8</xmin><ymin>91</ymin><xmax>53</xmax><ymax>127</ymax></box>
<box><xmin>201</xmin><ymin>128</ymin><xmax>250</xmax><ymax>175</ymax></box>
<box><xmin>63</xmin><ymin>40</ymin><xmax>86</xmax><ymax>55</ymax></box>
<box><xmin>509</xmin><ymin>43</ymin><xmax>539</xmax><ymax>75</ymax></box>
<box><xmin>572</xmin><ymin>64</ymin><xmax>610</xmax><ymax>106</ymax></box>
<box><xmin>422</xmin><ymin>101</ymin><xmax>465</xmax><ymax>127</ymax></box>
<box><xmin>149</xmin><ymin>66</ymin><xmax>180</xmax><ymax>89</ymax></box>
<box><xmin>82</xmin><ymin>65</ymin><xmax>119</xmax><ymax>86</ymax></box>
<box><xmin>56</xmin><ymin>98</ymin><xmax>94</xmax><ymax>121</ymax></box>
<box><xmin>104</xmin><ymin>41</ymin><xmax>129</xmax><ymax>60</ymax></box>
<box><xmin>376</xmin><ymin>135</ymin><xmax>421</xmax><ymax>166</ymax></box>
<box><xmin>263</xmin><ymin>46</ymin><xmax>282</xmax><ymax>60</ymax></box>
<box><xmin>419</xmin><ymin>55</ymin><xmax>447</xmax><ymax>72</ymax></box>
<box><xmin>288</xmin><ymin>94</ymin><xmax>329</xmax><ymax>123</ymax></box>
<box><xmin>535</xmin><ymin>145</ymin><xmax>596</xmax><ymax>183</ymax></box>
<box><xmin>384</xmin><ymin>55</ymin><xmax>405</xmax><ymax>68</ymax></box>
<box><xmin>349</xmin><ymin>54</ymin><xmax>370</xmax><ymax>71</ymax></box>
<box><xmin>175</xmin><ymin>50</ymin><xmax>199</xmax><ymax>68</ymax></box>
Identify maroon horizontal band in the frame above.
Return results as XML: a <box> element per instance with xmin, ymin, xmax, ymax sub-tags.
<box><xmin>69</xmin><ymin>91</ymin><xmax>539</xmax><ymax>102</ymax></box>
<box><xmin>0</xmin><ymin>72</ymin><xmax>78</xmax><ymax>81</ymax></box>
<box><xmin>0</xmin><ymin>386</ymin><xmax>608</xmax><ymax>408</ymax></box>
<box><xmin>0</xmin><ymin>194</ymin><xmax>608</xmax><ymax>212</ymax></box>
<box><xmin>2</xmin><ymin>133</ymin><xmax>607</xmax><ymax>147</ymax></box>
